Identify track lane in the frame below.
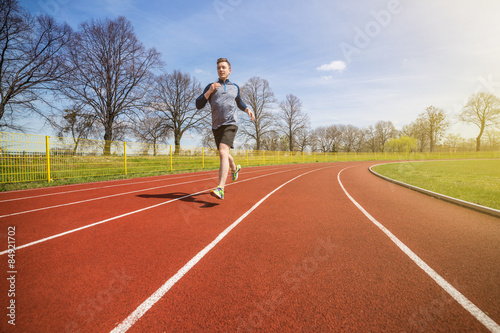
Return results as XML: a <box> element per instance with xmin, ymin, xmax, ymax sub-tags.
<box><xmin>0</xmin><ymin>161</ymin><xmax>497</xmax><ymax>332</ymax></box>
<box><xmin>0</xmin><ymin>165</ymin><xmax>296</xmax><ymax>215</ymax></box>
<box><xmin>0</xmin><ymin>166</ymin><xmax>291</xmax><ymax>210</ymax></box>
<box><xmin>0</xmin><ymin>171</ymin><xmax>216</xmax><ymax>202</ymax></box>
<box><xmin>0</xmin><ymin>171</ymin><xmax>223</xmax><ymax>215</ymax></box>
<box><xmin>0</xmin><ymin>164</ymin><xmax>324</xmax><ymax>332</ymax></box>
<box><xmin>125</xmin><ymin>163</ymin><xmax>490</xmax><ymax>332</ymax></box>
<box><xmin>0</xmin><ymin>165</ymin><xmax>307</xmax><ymax>250</ymax></box>
<box><xmin>338</xmin><ymin>162</ymin><xmax>500</xmax><ymax>325</ymax></box>
<box><xmin>0</xmin><ymin>165</ymin><xmax>292</xmax><ymax>203</ymax></box>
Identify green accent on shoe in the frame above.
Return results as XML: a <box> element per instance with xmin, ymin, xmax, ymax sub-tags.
<box><xmin>232</xmin><ymin>165</ymin><xmax>241</xmax><ymax>182</ymax></box>
<box><xmin>211</xmin><ymin>186</ymin><xmax>224</xmax><ymax>200</ymax></box>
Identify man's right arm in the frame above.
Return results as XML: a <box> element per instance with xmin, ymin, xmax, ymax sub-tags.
<box><xmin>196</xmin><ymin>84</ymin><xmax>212</xmax><ymax>110</ymax></box>
<box><xmin>196</xmin><ymin>83</ymin><xmax>221</xmax><ymax>109</ymax></box>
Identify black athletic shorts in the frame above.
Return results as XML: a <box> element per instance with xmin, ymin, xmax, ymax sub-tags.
<box><xmin>212</xmin><ymin>125</ymin><xmax>238</xmax><ymax>149</ymax></box>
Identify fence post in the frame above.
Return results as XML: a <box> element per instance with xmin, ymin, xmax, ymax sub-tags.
<box><xmin>45</xmin><ymin>136</ymin><xmax>51</xmax><ymax>182</ymax></box>
<box><xmin>124</xmin><ymin>142</ymin><xmax>127</xmax><ymax>175</ymax></box>
<box><xmin>202</xmin><ymin>147</ymin><xmax>204</xmax><ymax>169</ymax></box>
<box><xmin>263</xmin><ymin>150</ymin><xmax>265</xmax><ymax>165</ymax></box>
<box><xmin>170</xmin><ymin>145</ymin><xmax>173</xmax><ymax>172</ymax></box>
<box><xmin>246</xmin><ymin>150</ymin><xmax>249</xmax><ymax>166</ymax></box>
<box><xmin>278</xmin><ymin>151</ymin><xmax>280</xmax><ymax>164</ymax></box>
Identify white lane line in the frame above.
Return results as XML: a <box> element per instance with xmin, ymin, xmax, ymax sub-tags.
<box><xmin>0</xmin><ymin>164</ymin><xmax>290</xmax><ymax>202</ymax></box>
<box><xmin>0</xmin><ymin>190</ymin><xmax>206</xmax><ymax>256</ymax></box>
<box><xmin>109</xmin><ymin>166</ymin><xmax>328</xmax><ymax>333</ymax></box>
<box><xmin>0</xmin><ymin>164</ymin><xmax>313</xmax><ymax>255</ymax></box>
<box><xmin>0</xmin><ymin>171</ymin><xmax>216</xmax><ymax>203</ymax></box>
<box><xmin>337</xmin><ymin>166</ymin><xmax>500</xmax><ymax>332</ymax></box>
<box><xmin>0</xmin><ymin>165</ymin><xmax>302</xmax><ymax>218</ymax></box>
<box><xmin>0</xmin><ymin>177</ymin><xmax>215</xmax><ymax>218</ymax></box>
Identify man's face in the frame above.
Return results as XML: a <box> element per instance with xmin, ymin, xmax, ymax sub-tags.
<box><xmin>217</xmin><ymin>62</ymin><xmax>231</xmax><ymax>80</ymax></box>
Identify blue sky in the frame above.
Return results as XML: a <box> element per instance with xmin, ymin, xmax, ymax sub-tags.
<box><xmin>20</xmin><ymin>0</ymin><xmax>500</xmax><ymax>145</ymax></box>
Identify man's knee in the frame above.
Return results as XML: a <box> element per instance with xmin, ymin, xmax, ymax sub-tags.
<box><xmin>219</xmin><ymin>143</ymin><xmax>231</xmax><ymax>157</ymax></box>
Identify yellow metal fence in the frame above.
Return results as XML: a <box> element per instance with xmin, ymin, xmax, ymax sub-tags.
<box><xmin>1</xmin><ymin>131</ymin><xmax>499</xmax><ymax>184</ymax></box>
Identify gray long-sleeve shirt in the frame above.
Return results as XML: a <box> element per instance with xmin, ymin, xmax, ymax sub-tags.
<box><xmin>196</xmin><ymin>78</ymin><xmax>248</xmax><ymax>130</ymax></box>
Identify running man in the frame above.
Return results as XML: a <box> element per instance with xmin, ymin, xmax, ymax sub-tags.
<box><xmin>196</xmin><ymin>58</ymin><xmax>255</xmax><ymax>200</ymax></box>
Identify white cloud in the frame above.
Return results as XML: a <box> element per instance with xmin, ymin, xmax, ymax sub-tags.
<box><xmin>316</xmin><ymin>60</ymin><xmax>346</xmax><ymax>72</ymax></box>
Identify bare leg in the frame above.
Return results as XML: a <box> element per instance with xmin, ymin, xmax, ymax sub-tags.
<box><xmin>218</xmin><ymin>143</ymin><xmax>236</xmax><ymax>189</ymax></box>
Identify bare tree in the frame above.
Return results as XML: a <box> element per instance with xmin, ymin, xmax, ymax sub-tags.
<box><xmin>354</xmin><ymin>127</ymin><xmax>367</xmax><ymax>152</ymax></box>
<box><xmin>313</xmin><ymin>124</ymin><xmax>345</xmax><ymax>152</ymax></box>
<box><xmin>295</xmin><ymin>127</ymin><xmax>310</xmax><ymax>152</ymax></box>
<box><xmin>277</xmin><ymin>94</ymin><xmax>309</xmax><ymax>151</ymax></box>
<box><xmin>260</xmin><ymin>129</ymin><xmax>281</xmax><ymax>151</ymax></box>
<box><xmin>374</xmin><ymin>120</ymin><xmax>397</xmax><ymax>152</ymax></box>
<box><xmin>0</xmin><ymin>0</ymin><xmax>73</xmax><ymax>130</ymax></box>
<box><xmin>329</xmin><ymin>125</ymin><xmax>345</xmax><ymax>152</ymax></box>
<box><xmin>313</xmin><ymin>126</ymin><xmax>334</xmax><ymax>152</ymax></box>
<box><xmin>59</xmin><ymin>16</ymin><xmax>162</xmax><ymax>154</ymax></box>
<box><xmin>402</xmin><ymin>118</ymin><xmax>427</xmax><ymax>152</ymax></box>
<box><xmin>52</xmin><ymin>105</ymin><xmax>97</xmax><ymax>153</ymax></box>
<box><xmin>308</xmin><ymin>130</ymin><xmax>319</xmax><ymax>152</ymax></box>
<box><xmin>342</xmin><ymin>124</ymin><xmax>360</xmax><ymax>152</ymax></box>
<box><xmin>483</xmin><ymin>129</ymin><xmax>500</xmax><ymax>151</ymax></box>
<box><xmin>419</xmin><ymin>106</ymin><xmax>449</xmax><ymax>152</ymax></box>
<box><xmin>200</xmin><ymin>126</ymin><xmax>216</xmax><ymax>149</ymax></box>
<box><xmin>341</xmin><ymin>124</ymin><xmax>366</xmax><ymax>153</ymax></box>
<box><xmin>132</xmin><ymin>109</ymin><xmax>171</xmax><ymax>156</ymax></box>
<box><xmin>444</xmin><ymin>133</ymin><xmax>463</xmax><ymax>152</ymax></box>
<box><xmin>459</xmin><ymin>92</ymin><xmax>500</xmax><ymax>151</ymax></box>
<box><xmin>239</xmin><ymin>77</ymin><xmax>276</xmax><ymax>150</ymax></box>
<box><xmin>150</xmin><ymin>70</ymin><xmax>208</xmax><ymax>150</ymax></box>
<box><xmin>364</xmin><ymin>126</ymin><xmax>378</xmax><ymax>152</ymax></box>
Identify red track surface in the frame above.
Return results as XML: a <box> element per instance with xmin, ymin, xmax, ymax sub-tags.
<box><xmin>0</xmin><ymin>161</ymin><xmax>499</xmax><ymax>332</ymax></box>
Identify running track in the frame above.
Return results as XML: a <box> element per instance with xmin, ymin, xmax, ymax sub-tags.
<box><xmin>0</xmin><ymin>161</ymin><xmax>499</xmax><ymax>332</ymax></box>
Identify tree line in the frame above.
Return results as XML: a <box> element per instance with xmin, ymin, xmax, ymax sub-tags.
<box><xmin>1</xmin><ymin>0</ymin><xmax>499</xmax><ymax>154</ymax></box>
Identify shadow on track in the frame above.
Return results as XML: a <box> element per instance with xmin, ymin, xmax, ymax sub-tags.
<box><xmin>137</xmin><ymin>192</ymin><xmax>219</xmax><ymax>208</ymax></box>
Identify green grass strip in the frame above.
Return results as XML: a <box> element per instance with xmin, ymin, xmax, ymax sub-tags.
<box><xmin>372</xmin><ymin>159</ymin><xmax>500</xmax><ymax>210</ymax></box>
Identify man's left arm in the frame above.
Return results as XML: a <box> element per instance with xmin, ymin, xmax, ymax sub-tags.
<box><xmin>235</xmin><ymin>85</ymin><xmax>255</xmax><ymax>121</ymax></box>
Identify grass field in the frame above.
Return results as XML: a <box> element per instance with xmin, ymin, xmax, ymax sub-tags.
<box><xmin>372</xmin><ymin>159</ymin><xmax>500</xmax><ymax>210</ymax></box>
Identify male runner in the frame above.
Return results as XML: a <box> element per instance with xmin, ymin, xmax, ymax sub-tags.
<box><xmin>196</xmin><ymin>58</ymin><xmax>255</xmax><ymax>200</ymax></box>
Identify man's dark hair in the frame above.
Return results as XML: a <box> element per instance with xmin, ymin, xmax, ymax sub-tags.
<box><xmin>217</xmin><ymin>58</ymin><xmax>231</xmax><ymax>69</ymax></box>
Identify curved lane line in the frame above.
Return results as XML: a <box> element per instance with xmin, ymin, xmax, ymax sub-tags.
<box><xmin>337</xmin><ymin>166</ymin><xmax>500</xmax><ymax>332</ymax></box>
